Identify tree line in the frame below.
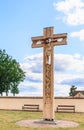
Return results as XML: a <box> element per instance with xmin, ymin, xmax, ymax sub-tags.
<box><xmin>0</xmin><ymin>49</ymin><xmax>25</xmax><ymax>96</ymax></box>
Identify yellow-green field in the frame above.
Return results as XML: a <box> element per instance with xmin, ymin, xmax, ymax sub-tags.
<box><xmin>0</xmin><ymin>110</ymin><xmax>84</xmax><ymax>130</ymax></box>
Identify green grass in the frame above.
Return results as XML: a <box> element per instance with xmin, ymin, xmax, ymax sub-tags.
<box><xmin>0</xmin><ymin>111</ymin><xmax>84</xmax><ymax>130</ymax></box>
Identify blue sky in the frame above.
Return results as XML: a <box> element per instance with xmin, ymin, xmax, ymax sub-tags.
<box><xmin>0</xmin><ymin>0</ymin><xmax>84</xmax><ymax>96</ymax></box>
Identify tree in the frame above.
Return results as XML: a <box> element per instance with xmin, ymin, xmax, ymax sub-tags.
<box><xmin>0</xmin><ymin>49</ymin><xmax>9</xmax><ymax>96</ymax></box>
<box><xmin>0</xmin><ymin>49</ymin><xmax>25</xmax><ymax>96</ymax></box>
<box><xmin>10</xmin><ymin>83</ymin><xmax>19</xmax><ymax>96</ymax></box>
<box><xmin>8</xmin><ymin>59</ymin><xmax>25</xmax><ymax>96</ymax></box>
<box><xmin>69</xmin><ymin>85</ymin><xmax>77</xmax><ymax>96</ymax></box>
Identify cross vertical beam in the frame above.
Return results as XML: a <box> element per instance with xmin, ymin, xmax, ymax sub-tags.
<box><xmin>43</xmin><ymin>27</ymin><xmax>54</xmax><ymax>120</ymax></box>
<box><xmin>31</xmin><ymin>27</ymin><xmax>67</xmax><ymax>121</ymax></box>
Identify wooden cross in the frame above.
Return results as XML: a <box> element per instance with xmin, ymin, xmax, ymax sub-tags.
<box><xmin>31</xmin><ymin>27</ymin><xmax>67</xmax><ymax>121</ymax></box>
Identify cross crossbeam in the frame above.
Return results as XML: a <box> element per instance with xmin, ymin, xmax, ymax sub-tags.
<box><xmin>32</xmin><ymin>27</ymin><xmax>67</xmax><ymax>48</ymax></box>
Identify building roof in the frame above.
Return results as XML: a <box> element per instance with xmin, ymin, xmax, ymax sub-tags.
<box><xmin>73</xmin><ymin>90</ymin><xmax>84</xmax><ymax>96</ymax></box>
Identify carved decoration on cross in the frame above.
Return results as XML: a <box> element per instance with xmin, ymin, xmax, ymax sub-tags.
<box><xmin>31</xmin><ymin>27</ymin><xmax>67</xmax><ymax>121</ymax></box>
<box><xmin>32</xmin><ymin>27</ymin><xmax>67</xmax><ymax>47</ymax></box>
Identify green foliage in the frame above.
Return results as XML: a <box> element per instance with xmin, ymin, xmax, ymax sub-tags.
<box><xmin>11</xmin><ymin>83</ymin><xmax>19</xmax><ymax>96</ymax></box>
<box><xmin>0</xmin><ymin>49</ymin><xmax>25</xmax><ymax>96</ymax></box>
<box><xmin>69</xmin><ymin>85</ymin><xmax>77</xmax><ymax>96</ymax></box>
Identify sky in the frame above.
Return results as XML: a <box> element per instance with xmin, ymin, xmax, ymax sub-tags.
<box><xmin>0</xmin><ymin>0</ymin><xmax>84</xmax><ymax>96</ymax></box>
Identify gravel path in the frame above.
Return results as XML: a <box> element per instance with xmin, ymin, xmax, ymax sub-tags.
<box><xmin>16</xmin><ymin>119</ymin><xmax>79</xmax><ymax>128</ymax></box>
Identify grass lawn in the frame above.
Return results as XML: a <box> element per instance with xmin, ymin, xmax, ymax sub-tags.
<box><xmin>0</xmin><ymin>110</ymin><xmax>84</xmax><ymax>130</ymax></box>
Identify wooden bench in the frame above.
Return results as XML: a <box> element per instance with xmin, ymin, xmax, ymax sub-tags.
<box><xmin>57</xmin><ymin>105</ymin><xmax>75</xmax><ymax>113</ymax></box>
<box><xmin>22</xmin><ymin>104</ymin><xmax>39</xmax><ymax>111</ymax></box>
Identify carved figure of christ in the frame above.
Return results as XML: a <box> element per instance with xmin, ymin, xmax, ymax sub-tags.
<box><xmin>31</xmin><ymin>27</ymin><xmax>67</xmax><ymax>121</ymax></box>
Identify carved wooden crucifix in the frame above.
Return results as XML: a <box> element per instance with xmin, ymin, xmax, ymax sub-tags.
<box><xmin>31</xmin><ymin>27</ymin><xmax>67</xmax><ymax>121</ymax></box>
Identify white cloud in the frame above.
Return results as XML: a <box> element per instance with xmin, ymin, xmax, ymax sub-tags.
<box><xmin>55</xmin><ymin>53</ymin><xmax>84</xmax><ymax>72</ymax></box>
<box><xmin>53</xmin><ymin>0</ymin><xmax>84</xmax><ymax>25</ymax></box>
<box><xmin>22</xmin><ymin>53</ymin><xmax>43</xmax><ymax>73</ymax></box>
<box><xmin>19</xmin><ymin>53</ymin><xmax>84</xmax><ymax>97</ymax></box>
<box><xmin>54</xmin><ymin>84</ymin><xmax>70</xmax><ymax>96</ymax></box>
<box><xmin>61</xmin><ymin>76</ymin><xmax>84</xmax><ymax>86</ymax></box>
<box><xmin>70</xmin><ymin>29</ymin><xmax>84</xmax><ymax>40</ymax></box>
